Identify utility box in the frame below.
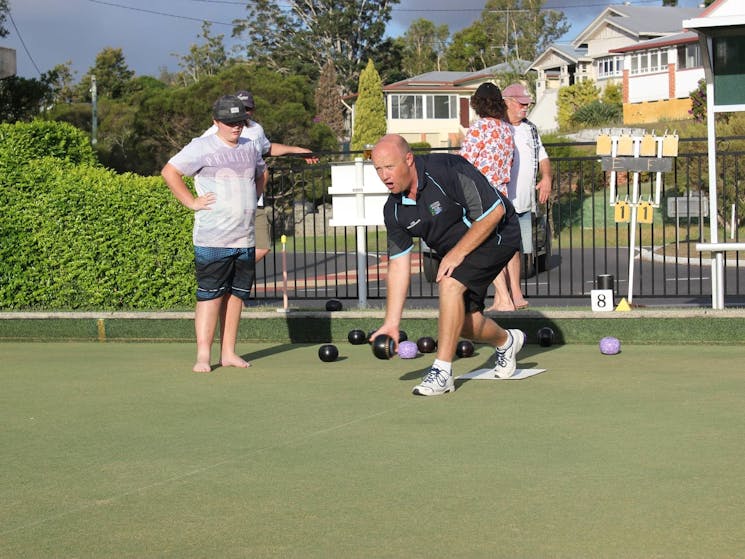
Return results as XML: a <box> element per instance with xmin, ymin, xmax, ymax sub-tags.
<box><xmin>0</xmin><ymin>47</ymin><xmax>17</xmax><ymax>79</ymax></box>
<box><xmin>328</xmin><ymin>159</ymin><xmax>389</xmax><ymax>227</ymax></box>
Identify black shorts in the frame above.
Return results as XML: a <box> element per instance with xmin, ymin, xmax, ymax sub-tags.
<box><xmin>450</xmin><ymin>243</ymin><xmax>516</xmax><ymax>313</ymax></box>
<box><xmin>194</xmin><ymin>246</ymin><xmax>256</xmax><ymax>303</ymax></box>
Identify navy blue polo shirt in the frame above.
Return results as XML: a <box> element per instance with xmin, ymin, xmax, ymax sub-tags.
<box><xmin>384</xmin><ymin>153</ymin><xmax>521</xmax><ymax>259</ymax></box>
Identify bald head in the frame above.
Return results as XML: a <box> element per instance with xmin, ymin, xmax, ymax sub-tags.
<box><xmin>373</xmin><ymin>134</ymin><xmax>412</xmax><ymax>159</ymax></box>
<box><xmin>371</xmin><ymin>134</ymin><xmax>417</xmax><ymax>196</ymax></box>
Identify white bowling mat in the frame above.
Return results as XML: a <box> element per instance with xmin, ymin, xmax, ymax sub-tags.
<box><xmin>456</xmin><ymin>368</ymin><xmax>546</xmax><ymax>381</ymax></box>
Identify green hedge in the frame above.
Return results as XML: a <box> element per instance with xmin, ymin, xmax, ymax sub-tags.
<box><xmin>1</xmin><ymin>122</ymin><xmax>196</xmax><ymax>310</ymax></box>
<box><xmin>0</xmin><ymin>121</ymin><xmax>98</xmax><ymax>169</ymax></box>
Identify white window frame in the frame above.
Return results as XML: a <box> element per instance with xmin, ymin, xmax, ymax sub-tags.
<box><xmin>677</xmin><ymin>43</ymin><xmax>702</xmax><ymax>70</ymax></box>
<box><xmin>390</xmin><ymin>94</ymin><xmax>457</xmax><ymax>120</ymax></box>
<box><xmin>629</xmin><ymin>49</ymin><xmax>668</xmax><ymax>75</ymax></box>
<box><xmin>390</xmin><ymin>95</ymin><xmax>423</xmax><ymax>119</ymax></box>
<box><xmin>597</xmin><ymin>55</ymin><xmax>623</xmax><ymax>78</ymax></box>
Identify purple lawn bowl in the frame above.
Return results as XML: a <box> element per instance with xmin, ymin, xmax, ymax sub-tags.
<box><xmin>397</xmin><ymin>340</ymin><xmax>419</xmax><ymax>359</ymax></box>
<box><xmin>599</xmin><ymin>336</ymin><xmax>621</xmax><ymax>355</ymax></box>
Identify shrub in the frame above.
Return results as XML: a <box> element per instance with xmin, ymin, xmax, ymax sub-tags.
<box><xmin>410</xmin><ymin>142</ymin><xmax>432</xmax><ymax>153</ymax></box>
<box><xmin>0</xmin><ymin>157</ymin><xmax>195</xmax><ymax>310</ymax></box>
<box><xmin>601</xmin><ymin>83</ymin><xmax>622</xmax><ymax>106</ymax></box>
<box><xmin>557</xmin><ymin>80</ymin><xmax>601</xmax><ymax>130</ymax></box>
<box><xmin>0</xmin><ymin>120</ymin><xmax>97</xmax><ymax>170</ymax></box>
<box><xmin>689</xmin><ymin>78</ymin><xmax>706</xmax><ymax>123</ymax></box>
<box><xmin>571</xmin><ymin>101</ymin><xmax>622</xmax><ymax>127</ymax></box>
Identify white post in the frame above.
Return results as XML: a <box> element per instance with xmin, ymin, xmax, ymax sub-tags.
<box><xmin>609</xmin><ymin>133</ymin><xmax>618</xmax><ymax>204</ymax></box>
<box><xmin>706</xmin><ymin>77</ymin><xmax>722</xmax><ymax>309</ymax></box>
<box><xmin>353</xmin><ymin>158</ymin><xmax>368</xmax><ymax>309</ymax></box>
<box><xmin>626</xmin><ymin>139</ymin><xmax>641</xmax><ymax>303</ymax></box>
<box><xmin>731</xmin><ymin>204</ymin><xmax>736</xmax><ymax>240</ymax></box>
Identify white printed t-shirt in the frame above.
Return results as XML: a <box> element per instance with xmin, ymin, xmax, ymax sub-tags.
<box><xmin>168</xmin><ymin>134</ymin><xmax>265</xmax><ymax>248</ymax></box>
<box><xmin>508</xmin><ymin>121</ymin><xmax>548</xmax><ymax>213</ymax></box>
<box><xmin>202</xmin><ymin>120</ymin><xmax>271</xmax><ymax>206</ymax></box>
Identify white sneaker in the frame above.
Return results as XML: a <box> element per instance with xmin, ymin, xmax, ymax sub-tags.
<box><xmin>412</xmin><ymin>366</ymin><xmax>454</xmax><ymax>396</ymax></box>
<box><xmin>492</xmin><ymin>329</ymin><xmax>525</xmax><ymax>379</ymax></box>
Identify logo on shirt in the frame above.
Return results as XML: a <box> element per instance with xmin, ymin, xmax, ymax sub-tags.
<box><xmin>428</xmin><ymin>201</ymin><xmax>442</xmax><ymax>216</ymax></box>
<box><xmin>406</xmin><ymin>219</ymin><xmax>421</xmax><ymax>230</ymax></box>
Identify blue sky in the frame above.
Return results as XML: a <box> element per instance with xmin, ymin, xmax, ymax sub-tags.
<box><xmin>3</xmin><ymin>0</ymin><xmax>704</xmax><ymax>81</ymax></box>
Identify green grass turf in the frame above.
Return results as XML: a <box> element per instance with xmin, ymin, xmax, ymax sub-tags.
<box><xmin>2</xmin><ymin>342</ymin><xmax>745</xmax><ymax>558</ymax></box>
<box><xmin>3</xmin><ymin>313</ymin><xmax>745</xmax><ymax>344</ymax></box>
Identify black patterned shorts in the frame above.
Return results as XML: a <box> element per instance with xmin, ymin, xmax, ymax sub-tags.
<box><xmin>194</xmin><ymin>246</ymin><xmax>256</xmax><ymax>303</ymax></box>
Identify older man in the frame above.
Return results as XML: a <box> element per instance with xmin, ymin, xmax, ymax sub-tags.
<box><xmin>369</xmin><ymin>134</ymin><xmax>526</xmax><ymax>396</ymax></box>
<box><xmin>490</xmin><ymin>83</ymin><xmax>553</xmax><ymax>311</ymax></box>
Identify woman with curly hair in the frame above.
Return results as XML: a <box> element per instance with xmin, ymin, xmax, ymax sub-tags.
<box><xmin>460</xmin><ymin>82</ymin><xmax>527</xmax><ymax>311</ymax></box>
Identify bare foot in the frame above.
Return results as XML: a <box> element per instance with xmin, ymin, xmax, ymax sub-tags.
<box><xmin>220</xmin><ymin>354</ymin><xmax>251</xmax><ymax>368</ymax></box>
<box><xmin>193</xmin><ymin>361</ymin><xmax>212</xmax><ymax>373</ymax></box>
<box><xmin>513</xmin><ymin>299</ymin><xmax>529</xmax><ymax>310</ymax></box>
<box><xmin>485</xmin><ymin>303</ymin><xmax>515</xmax><ymax>312</ymax></box>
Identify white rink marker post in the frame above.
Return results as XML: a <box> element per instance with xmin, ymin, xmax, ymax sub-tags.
<box><xmin>596</xmin><ymin>130</ymin><xmax>678</xmax><ymax>304</ymax></box>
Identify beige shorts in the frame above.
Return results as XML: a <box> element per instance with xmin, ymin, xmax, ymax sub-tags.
<box><xmin>255</xmin><ymin>206</ymin><xmax>271</xmax><ymax>251</ymax></box>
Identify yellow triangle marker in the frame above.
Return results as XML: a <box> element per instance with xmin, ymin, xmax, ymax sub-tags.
<box><xmin>615</xmin><ymin>298</ymin><xmax>631</xmax><ymax>312</ymax></box>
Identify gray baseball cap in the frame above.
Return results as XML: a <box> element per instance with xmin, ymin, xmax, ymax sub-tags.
<box><xmin>235</xmin><ymin>90</ymin><xmax>255</xmax><ymax>109</ymax></box>
<box><xmin>212</xmin><ymin>95</ymin><xmax>247</xmax><ymax>124</ymax></box>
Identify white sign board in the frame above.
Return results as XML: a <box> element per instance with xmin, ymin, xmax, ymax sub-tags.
<box><xmin>591</xmin><ymin>289</ymin><xmax>615</xmax><ymax>312</ymax></box>
<box><xmin>329</xmin><ymin>160</ymin><xmax>389</xmax><ymax>226</ymax></box>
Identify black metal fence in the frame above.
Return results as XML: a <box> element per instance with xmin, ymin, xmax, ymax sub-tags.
<box><xmin>254</xmin><ymin>137</ymin><xmax>745</xmax><ymax>306</ymax></box>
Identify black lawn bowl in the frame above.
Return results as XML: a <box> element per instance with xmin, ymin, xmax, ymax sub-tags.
<box><xmin>416</xmin><ymin>336</ymin><xmax>437</xmax><ymax>354</ymax></box>
<box><xmin>372</xmin><ymin>334</ymin><xmax>396</xmax><ymax>360</ymax></box>
<box><xmin>347</xmin><ymin>329</ymin><xmax>367</xmax><ymax>345</ymax></box>
<box><xmin>325</xmin><ymin>299</ymin><xmax>343</xmax><ymax>312</ymax></box>
<box><xmin>318</xmin><ymin>344</ymin><xmax>339</xmax><ymax>362</ymax></box>
<box><xmin>537</xmin><ymin>327</ymin><xmax>555</xmax><ymax>347</ymax></box>
<box><xmin>456</xmin><ymin>339</ymin><xmax>475</xmax><ymax>358</ymax></box>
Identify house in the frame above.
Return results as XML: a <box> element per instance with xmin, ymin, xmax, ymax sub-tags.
<box><xmin>380</xmin><ymin>60</ymin><xmax>530</xmax><ymax>149</ymax></box>
<box><xmin>682</xmin><ymin>0</ymin><xmax>745</xmax><ymax>309</ymax></box>
<box><xmin>609</xmin><ymin>32</ymin><xmax>704</xmax><ymax>124</ymax></box>
<box><xmin>528</xmin><ymin>4</ymin><xmax>703</xmax><ymax>129</ymax></box>
<box><xmin>683</xmin><ymin>0</ymin><xmax>745</xmax><ymax>110</ymax></box>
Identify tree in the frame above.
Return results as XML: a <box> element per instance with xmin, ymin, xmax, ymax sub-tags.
<box><xmin>446</xmin><ymin>23</ymin><xmax>490</xmax><ymax>72</ymax></box>
<box><xmin>314</xmin><ymin>60</ymin><xmax>346</xmax><ymax>141</ymax></box>
<box><xmin>0</xmin><ymin>76</ymin><xmax>53</xmax><ymax>122</ymax></box>
<box><xmin>77</xmin><ymin>48</ymin><xmax>135</xmax><ymax>101</ymax></box>
<box><xmin>122</xmin><ymin>64</ymin><xmax>336</xmax><ymax>176</ymax></box>
<box><xmin>447</xmin><ymin>0</ymin><xmax>569</xmax><ymax>70</ymax></box>
<box><xmin>45</xmin><ymin>61</ymin><xmax>78</xmax><ymax>104</ymax></box>
<box><xmin>0</xmin><ymin>0</ymin><xmax>9</xmax><ymax>37</ymax></box>
<box><xmin>175</xmin><ymin>22</ymin><xmax>228</xmax><ymax>86</ymax></box>
<box><xmin>401</xmin><ymin>19</ymin><xmax>450</xmax><ymax>76</ymax></box>
<box><xmin>369</xmin><ymin>37</ymin><xmax>407</xmax><ymax>85</ymax></box>
<box><xmin>350</xmin><ymin>60</ymin><xmax>386</xmax><ymax>151</ymax></box>
<box><xmin>232</xmin><ymin>0</ymin><xmax>399</xmax><ymax>94</ymax></box>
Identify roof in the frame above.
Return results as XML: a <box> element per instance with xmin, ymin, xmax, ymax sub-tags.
<box><xmin>683</xmin><ymin>0</ymin><xmax>745</xmax><ymax>30</ymax></box>
<box><xmin>383</xmin><ymin>61</ymin><xmax>531</xmax><ymax>92</ymax></box>
<box><xmin>609</xmin><ymin>31</ymin><xmax>699</xmax><ymax>53</ymax></box>
<box><xmin>573</xmin><ymin>4</ymin><xmax>703</xmax><ymax>48</ymax></box>
<box><xmin>528</xmin><ymin>43</ymin><xmax>588</xmax><ymax>72</ymax></box>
